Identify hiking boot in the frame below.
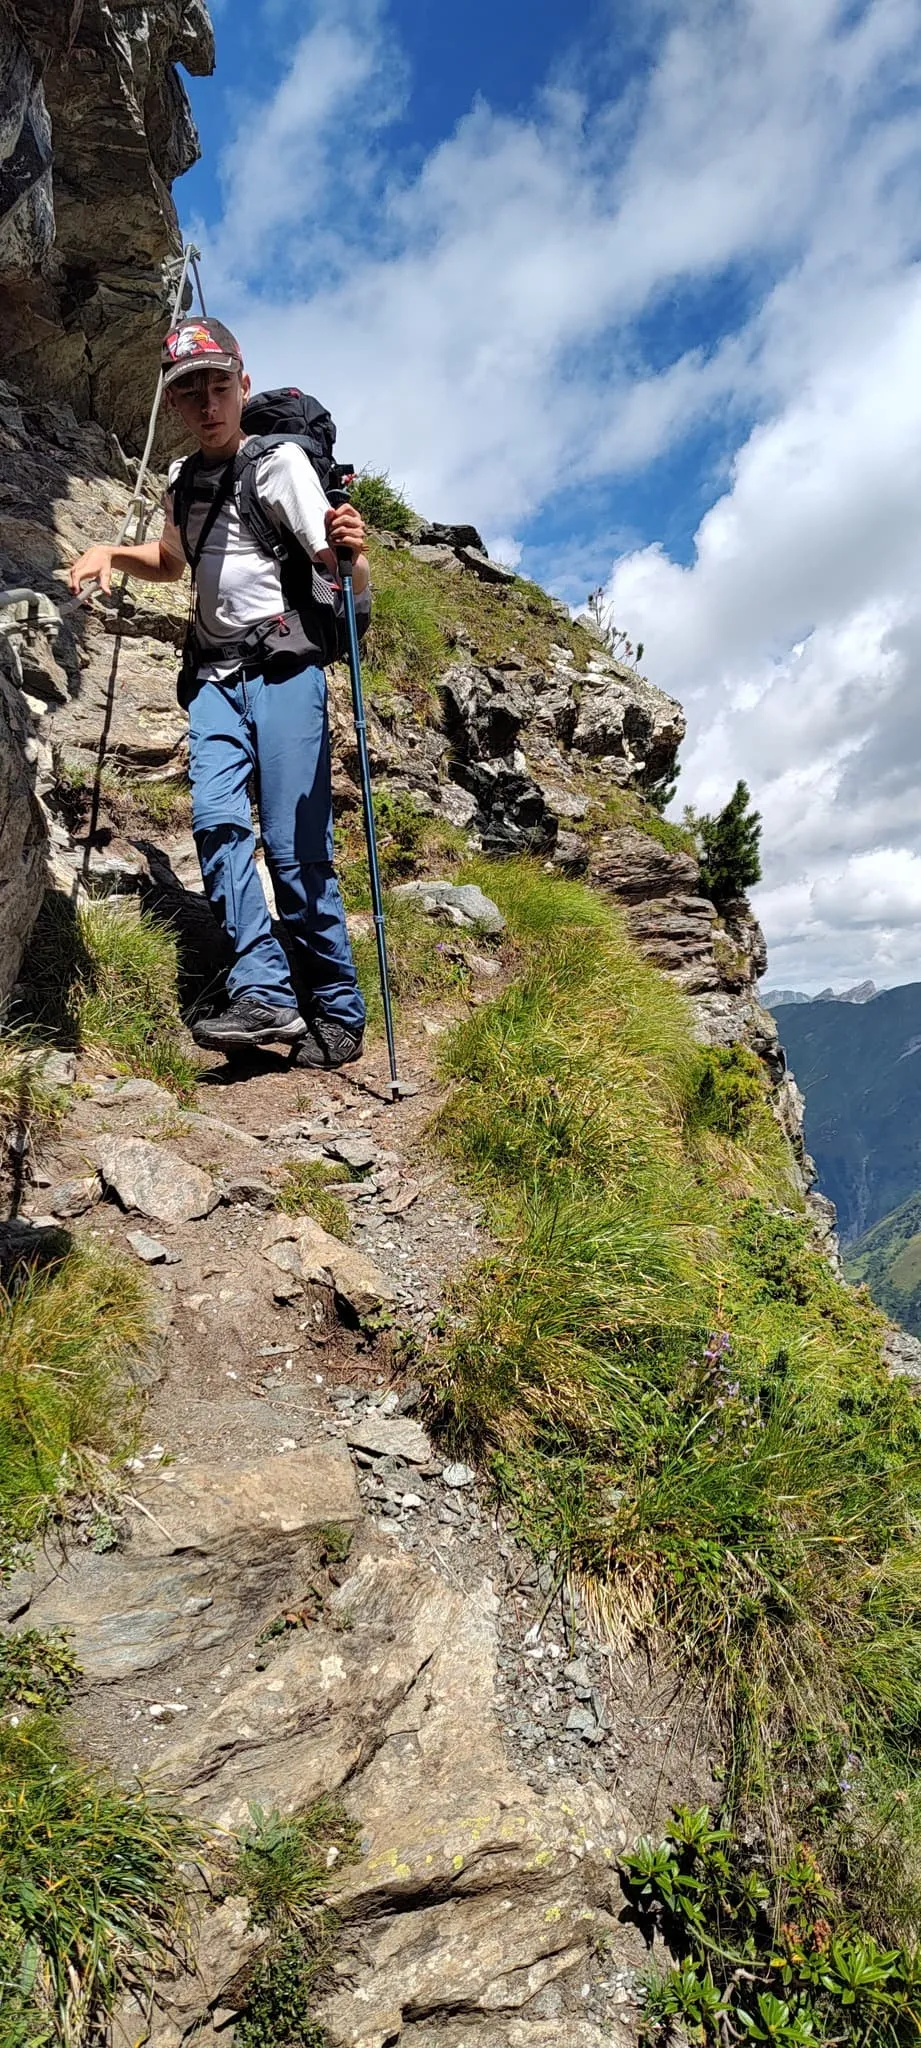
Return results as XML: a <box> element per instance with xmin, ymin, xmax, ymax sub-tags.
<box><xmin>293</xmin><ymin>1017</ymin><xmax>364</xmax><ymax>1069</ymax></box>
<box><xmin>192</xmin><ymin>996</ymin><xmax>307</xmax><ymax>1051</ymax></box>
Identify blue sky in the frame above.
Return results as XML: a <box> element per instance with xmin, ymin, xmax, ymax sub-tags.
<box><xmin>175</xmin><ymin>0</ymin><xmax>921</xmax><ymax>992</ymax></box>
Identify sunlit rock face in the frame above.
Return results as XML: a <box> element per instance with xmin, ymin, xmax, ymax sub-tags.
<box><xmin>0</xmin><ymin>0</ymin><xmax>214</xmax><ymax>450</ymax></box>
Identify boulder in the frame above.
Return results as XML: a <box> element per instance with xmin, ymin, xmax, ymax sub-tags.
<box><xmin>414</xmin><ymin>521</ymin><xmax>485</xmax><ymax>551</ymax></box>
<box><xmin>884</xmin><ymin>1326</ymin><xmax>921</xmax><ymax>1383</ymax></box>
<box><xmin>0</xmin><ymin>664</ymin><xmax>46</xmax><ymax>1005</ymax></box>
<box><xmin>262</xmin><ymin>1213</ymin><xmax>396</xmax><ymax>1318</ymax></box>
<box><xmin>625</xmin><ymin>895</ymin><xmax>721</xmax><ymax>992</ymax></box>
<box><xmin>693</xmin><ymin>990</ymin><xmax>785</xmax><ymax>1081</ymax></box>
<box><xmin>457</xmin><ymin>544</ymin><xmax>517</xmax><ymax>584</ymax></box>
<box><xmin>572</xmin><ymin>668</ymin><xmax>685</xmax><ymax>782</ymax></box>
<box><xmin>438</xmin><ymin>661</ymin><xmax>533</xmax><ymax>762</ymax></box>
<box><xmin>93</xmin><ymin>1137</ymin><xmax>217</xmax><ymax>1224</ymax></box>
<box><xmin>451</xmin><ymin>758</ymin><xmax>558</xmax><ymax>856</ymax></box>
<box><xmin>390</xmin><ymin>879</ymin><xmax>505</xmax><ymax>936</ymax></box>
<box><xmin>409</xmin><ymin>544</ymin><xmax>462</xmax><ymax>573</ymax></box>
<box><xmin>807</xmin><ymin>1190</ymin><xmax>842</xmax><ymax>1275</ymax></box>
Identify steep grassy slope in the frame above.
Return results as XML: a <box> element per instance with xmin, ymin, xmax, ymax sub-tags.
<box><xmin>435</xmin><ymin>865</ymin><xmax>921</xmax><ymax>1938</ymax></box>
<box><xmin>847</xmin><ymin>1189</ymin><xmax>921</xmax><ymax>1336</ymax></box>
<box><xmin>770</xmin><ymin>985</ymin><xmax>921</xmax><ymax>1241</ymax></box>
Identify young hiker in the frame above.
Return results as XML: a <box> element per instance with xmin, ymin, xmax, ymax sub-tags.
<box><xmin>68</xmin><ymin>316</ymin><xmax>369</xmax><ymax>1069</ymax></box>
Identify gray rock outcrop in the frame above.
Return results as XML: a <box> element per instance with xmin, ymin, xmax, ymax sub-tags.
<box><xmin>0</xmin><ymin>0</ymin><xmax>214</xmax><ymax>448</ymax></box>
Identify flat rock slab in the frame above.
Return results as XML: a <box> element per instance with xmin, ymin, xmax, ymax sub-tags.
<box><xmin>130</xmin><ymin>1442</ymin><xmax>360</xmax><ymax>1556</ymax></box>
<box><xmin>86</xmin><ymin>1078</ymin><xmax>178</xmax><ymax>1115</ymax></box>
<box><xmin>402</xmin><ymin>2023</ymin><xmax>629</xmax><ymax>2048</ymax></box>
<box><xmin>93</xmin><ymin>1137</ymin><xmax>217</xmax><ymax>1224</ymax></box>
<box><xmin>4</xmin><ymin>1446</ymin><xmax>359</xmax><ymax>1681</ymax></box>
<box><xmin>262</xmin><ymin>1214</ymin><xmax>396</xmax><ymax>1318</ymax></box>
<box><xmin>345</xmin><ymin>1414</ymin><xmax>432</xmax><ymax>1464</ymax></box>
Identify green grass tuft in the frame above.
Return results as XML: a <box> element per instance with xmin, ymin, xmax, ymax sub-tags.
<box><xmin>348</xmin><ymin>470</ymin><xmax>415</xmax><ymax>537</ymax></box>
<box><xmin>276</xmin><ymin>1162</ymin><xmax>352</xmax><ymax>1240</ymax></box>
<box><xmin>52</xmin><ymin>762</ymin><xmax>192</xmax><ymax>837</ymax></box>
<box><xmin>0</xmin><ymin>1720</ymin><xmax>194</xmax><ymax>2045</ymax></box>
<box><xmin>17</xmin><ymin>894</ymin><xmax>199</xmax><ymax>1097</ymax></box>
<box><xmin>428</xmin><ymin>859</ymin><xmax>921</xmax><ymax>1933</ymax></box>
<box><xmin>0</xmin><ymin>1242</ymin><xmax>150</xmax><ymax>1558</ymax></box>
<box><xmin>234</xmin><ymin>1799</ymin><xmax>358</xmax><ymax>1930</ymax></box>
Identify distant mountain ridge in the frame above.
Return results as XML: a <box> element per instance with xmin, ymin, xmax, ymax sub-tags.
<box><xmin>769</xmin><ymin>982</ymin><xmax>921</xmax><ymax>1242</ymax></box>
<box><xmin>763</xmin><ymin>981</ymin><xmax>877</xmax><ymax>1007</ymax></box>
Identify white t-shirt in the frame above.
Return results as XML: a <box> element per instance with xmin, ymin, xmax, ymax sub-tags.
<box><xmin>162</xmin><ymin>440</ymin><xmax>332</xmax><ymax>682</ymax></box>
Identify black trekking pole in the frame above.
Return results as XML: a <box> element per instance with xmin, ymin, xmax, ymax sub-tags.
<box><xmin>328</xmin><ymin>468</ymin><xmax>403</xmax><ymax>1101</ymax></box>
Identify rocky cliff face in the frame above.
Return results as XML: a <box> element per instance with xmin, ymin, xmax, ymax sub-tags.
<box><xmin>0</xmin><ymin>0</ymin><xmax>213</xmax><ymax>448</ymax></box>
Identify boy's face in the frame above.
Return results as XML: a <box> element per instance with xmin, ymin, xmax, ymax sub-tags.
<box><xmin>168</xmin><ymin>367</ymin><xmax>251</xmax><ymax>453</ymax></box>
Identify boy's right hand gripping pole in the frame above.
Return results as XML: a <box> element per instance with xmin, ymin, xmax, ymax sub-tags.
<box><xmin>330</xmin><ymin>493</ymin><xmax>404</xmax><ymax>1100</ymax></box>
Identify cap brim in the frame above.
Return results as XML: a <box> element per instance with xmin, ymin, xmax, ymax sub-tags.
<box><xmin>162</xmin><ymin>353</ymin><xmax>239</xmax><ymax>389</ymax></box>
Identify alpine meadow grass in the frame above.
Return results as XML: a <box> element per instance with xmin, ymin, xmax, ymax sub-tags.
<box><xmin>431</xmin><ymin>860</ymin><xmax>921</xmax><ymax>1937</ymax></box>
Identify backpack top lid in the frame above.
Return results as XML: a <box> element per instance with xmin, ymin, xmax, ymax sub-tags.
<box><xmin>240</xmin><ymin>387</ymin><xmax>337</xmax><ymax>490</ymax></box>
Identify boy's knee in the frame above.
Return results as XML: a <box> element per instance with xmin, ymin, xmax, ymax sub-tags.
<box><xmin>192</xmin><ymin>808</ymin><xmax>254</xmax><ymax>843</ymax></box>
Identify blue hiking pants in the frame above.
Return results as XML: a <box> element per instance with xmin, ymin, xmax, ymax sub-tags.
<box><xmin>187</xmin><ymin>664</ymin><xmax>365</xmax><ymax>1031</ymax></box>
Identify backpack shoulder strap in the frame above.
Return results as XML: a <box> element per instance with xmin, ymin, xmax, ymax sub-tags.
<box><xmin>172</xmin><ymin>454</ymin><xmax>238</xmax><ymax>577</ymax></box>
<box><xmin>234</xmin><ymin>437</ymin><xmax>290</xmax><ymax>566</ymax></box>
<box><xmin>170</xmin><ymin>453</ymin><xmax>200</xmax><ymax>565</ymax></box>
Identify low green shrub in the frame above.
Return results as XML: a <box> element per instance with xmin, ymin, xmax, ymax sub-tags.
<box><xmin>0</xmin><ymin>1631</ymin><xmax>79</xmax><ymax>1713</ymax></box>
<box><xmin>235</xmin><ymin>1934</ymin><xmax>333</xmax><ymax>2048</ymax></box>
<box><xmin>689</xmin><ymin>1045</ymin><xmax>768</xmax><ymax>1140</ymax></box>
<box><xmin>233</xmin><ymin>1798</ymin><xmax>358</xmax><ymax>2048</ymax></box>
<box><xmin>625</xmin><ymin>1804</ymin><xmax>921</xmax><ymax>2046</ymax></box>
